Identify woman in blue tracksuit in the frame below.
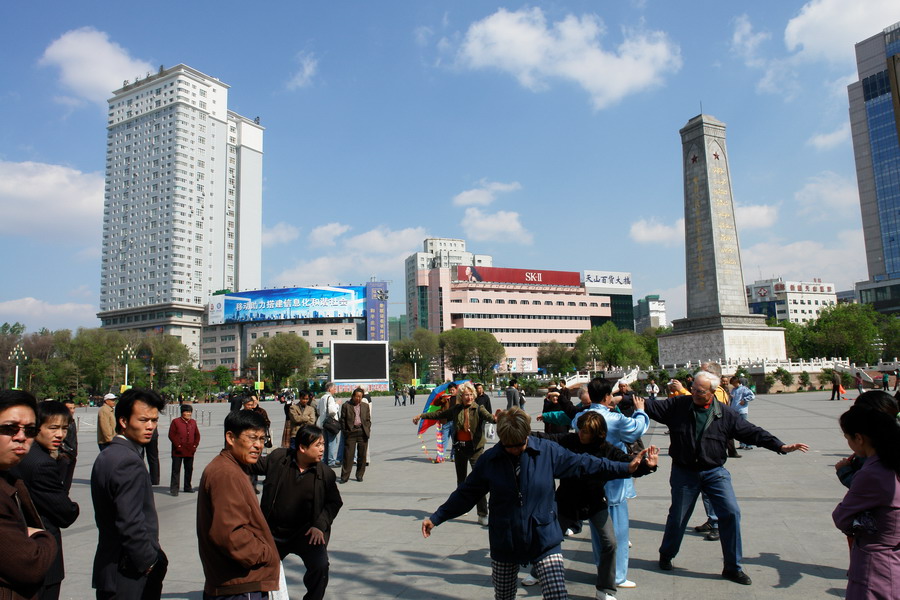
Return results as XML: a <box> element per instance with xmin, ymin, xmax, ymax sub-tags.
<box><xmin>421</xmin><ymin>407</ymin><xmax>652</xmax><ymax>600</ymax></box>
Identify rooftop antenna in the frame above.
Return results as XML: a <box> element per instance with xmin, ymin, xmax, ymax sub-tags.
<box><xmin>699</xmin><ymin>100</ymin><xmax>703</xmax><ymax>115</ymax></box>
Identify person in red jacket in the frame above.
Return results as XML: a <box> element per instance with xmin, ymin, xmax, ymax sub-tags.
<box><xmin>168</xmin><ymin>404</ymin><xmax>200</xmax><ymax>496</ymax></box>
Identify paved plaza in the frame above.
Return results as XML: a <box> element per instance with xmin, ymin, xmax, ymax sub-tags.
<box><xmin>56</xmin><ymin>389</ymin><xmax>858</xmax><ymax>599</ymax></box>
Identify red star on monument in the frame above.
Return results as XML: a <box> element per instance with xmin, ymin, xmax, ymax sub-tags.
<box><xmin>713</xmin><ymin>152</ymin><xmax>720</xmax><ymax>160</ymax></box>
<box><xmin>691</xmin><ymin>155</ymin><xmax>698</xmax><ymax>163</ymax></box>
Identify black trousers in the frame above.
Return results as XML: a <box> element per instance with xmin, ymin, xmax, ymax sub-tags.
<box><xmin>341</xmin><ymin>429</ymin><xmax>368</xmax><ymax>481</ymax></box>
<box><xmin>277</xmin><ymin>537</ymin><xmax>329</xmax><ymax>600</ymax></box>
<box><xmin>454</xmin><ymin>445</ymin><xmax>487</xmax><ymax>517</ymax></box>
<box><xmin>96</xmin><ymin>549</ymin><xmax>167</xmax><ymax>600</ymax></box>
<box><xmin>170</xmin><ymin>456</ymin><xmax>194</xmax><ymax>492</ymax></box>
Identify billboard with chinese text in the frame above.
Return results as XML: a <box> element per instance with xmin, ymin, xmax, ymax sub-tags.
<box><xmin>208</xmin><ymin>286</ymin><xmax>367</xmax><ymax>325</ymax></box>
<box><xmin>583</xmin><ymin>270</ymin><xmax>632</xmax><ymax>290</ymax></box>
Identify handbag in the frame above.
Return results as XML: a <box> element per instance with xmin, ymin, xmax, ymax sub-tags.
<box><xmin>323</xmin><ymin>415</ymin><xmax>341</xmax><ymax>435</ymax></box>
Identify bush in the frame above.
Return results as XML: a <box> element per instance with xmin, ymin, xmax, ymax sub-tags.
<box><xmin>799</xmin><ymin>371</ymin><xmax>811</xmax><ymax>388</ymax></box>
<box><xmin>734</xmin><ymin>366</ymin><xmax>750</xmax><ymax>379</ymax></box>
<box><xmin>774</xmin><ymin>367</ymin><xmax>794</xmax><ymax>387</ymax></box>
<box><xmin>764</xmin><ymin>374</ymin><xmax>777</xmax><ymax>391</ymax></box>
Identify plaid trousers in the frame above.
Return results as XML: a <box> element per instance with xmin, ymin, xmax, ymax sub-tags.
<box><xmin>491</xmin><ymin>552</ymin><xmax>567</xmax><ymax>600</ymax></box>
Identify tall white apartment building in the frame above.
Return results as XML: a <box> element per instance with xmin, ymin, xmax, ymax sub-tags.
<box><xmin>404</xmin><ymin>238</ymin><xmax>493</xmax><ymax>336</ymax></box>
<box><xmin>746</xmin><ymin>278</ymin><xmax>837</xmax><ymax>324</ymax></box>
<box><xmin>98</xmin><ymin>64</ymin><xmax>262</xmax><ymax>358</ymax></box>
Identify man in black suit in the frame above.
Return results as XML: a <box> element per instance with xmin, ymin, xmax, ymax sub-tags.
<box><xmin>58</xmin><ymin>398</ymin><xmax>78</xmax><ymax>492</ymax></box>
<box><xmin>91</xmin><ymin>389</ymin><xmax>168</xmax><ymax>600</ymax></box>
<box><xmin>12</xmin><ymin>400</ymin><xmax>80</xmax><ymax>600</ymax></box>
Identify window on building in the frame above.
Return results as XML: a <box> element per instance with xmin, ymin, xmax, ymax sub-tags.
<box><xmin>496</xmin><ymin>299</ymin><xmax>505</xmax><ymax>304</ymax></box>
<box><xmin>301</xmin><ymin>330</ymin><xmax>309</xmax><ymax>336</ymax></box>
<box><xmin>544</xmin><ymin>301</ymin><xmax>553</xmax><ymax>306</ymax></box>
<box><xmin>316</xmin><ymin>330</ymin><xmax>324</xmax><ymax>335</ymax></box>
<box><xmin>508</xmin><ymin>300</ymin><xmax>517</xmax><ymax>304</ymax></box>
<box><xmin>316</xmin><ymin>342</ymin><xmax>324</xmax><ymax>348</ymax></box>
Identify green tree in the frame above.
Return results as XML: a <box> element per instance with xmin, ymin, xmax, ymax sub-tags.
<box><xmin>439</xmin><ymin>328</ymin><xmax>477</xmax><ymax>377</ymax></box>
<box><xmin>575</xmin><ymin>322</ymin><xmax>651</xmax><ymax>369</ymax></box>
<box><xmin>210</xmin><ymin>365</ymin><xmax>235</xmax><ymax>390</ymax></box>
<box><xmin>807</xmin><ymin>304</ymin><xmax>881</xmax><ymax>363</ymax></box>
<box><xmin>68</xmin><ymin>328</ymin><xmax>127</xmax><ymax>393</ymax></box>
<box><xmin>470</xmin><ymin>331</ymin><xmax>504</xmax><ymax>383</ymax></box>
<box><xmin>879</xmin><ymin>315</ymin><xmax>900</xmax><ymax>361</ymax></box>
<box><xmin>774</xmin><ymin>367</ymin><xmax>794</xmax><ymax>387</ymax></box>
<box><xmin>638</xmin><ymin>326</ymin><xmax>669</xmax><ymax>367</ymax></box>
<box><xmin>138</xmin><ymin>334</ymin><xmax>192</xmax><ymax>389</ymax></box>
<box><xmin>256</xmin><ymin>333</ymin><xmax>314</xmax><ymax>391</ymax></box>
<box><xmin>537</xmin><ymin>341</ymin><xmax>575</xmax><ymax>375</ymax></box>
<box><xmin>780</xmin><ymin>321</ymin><xmax>814</xmax><ymax>360</ymax></box>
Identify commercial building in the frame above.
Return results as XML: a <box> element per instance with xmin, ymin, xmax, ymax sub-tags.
<box><xmin>849</xmin><ymin>22</ymin><xmax>900</xmax><ymax>314</ymax></box>
<box><xmin>405</xmin><ymin>238</ymin><xmax>492</xmax><ymax>336</ymax></box>
<box><xmin>746</xmin><ymin>278</ymin><xmax>837</xmax><ymax>324</ymax></box>
<box><xmin>201</xmin><ymin>282</ymin><xmax>388</xmax><ymax>377</ymax></box>
<box><xmin>98</xmin><ymin>64</ymin><xmax>263</xmax><ymax>357</ymax></box>
<box><xmin>634</xmin><ymin>294</ymin><xmax>667</xmax><ymax>333</ymax></box>
<box><xmin>412</xmin><ymin>264</ymin><xmax>610</xmax><ymax>375</ymax></box>
<box><xmin>583</xmin><ymin>270</ymin><xmax>634</xmax><ymax>330</ymax></box>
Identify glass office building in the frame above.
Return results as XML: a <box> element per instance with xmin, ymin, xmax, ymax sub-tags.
<box><xmin>849</xmin><ymin>22</ymin><xmax>900</xmax><ymax>314</ymax></box>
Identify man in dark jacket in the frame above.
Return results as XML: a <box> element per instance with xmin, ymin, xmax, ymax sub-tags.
<box><xmin>422</xmin><ymin>407</ymin><xmax>647</xmax><ymax>600</ymax></box>
<box><xmin>91</xmin><ymin>388</ymin><xmax>168</xmax><ymax>599</ymax></box>
<box><xmin>644</xmin><ymin>370</ymin><xmax>808</xmax><ymax>586</ymax></box>
<box><xmin>167</xmin><ymin>404</ymin><xmax>200</xmax><ymax>496</ymax></box>
<box><xmin>12</xmin><ymin>400</ymin><xmax>80</xmax><ymax>600</ymax></box>
<box><xmin>252</xmin><ymin>425</ymin><xmax>342</xmax><ymax>600</ymax></box>
<box><xmin>339</xmin><ymin>388</ymin><xmax>371</xmax><ymax>483</ymax></box>
<box><xmin>0</xmin><ymin>390</ymin><xmax>57</xmax><ymax>600</ymax></box>
<box><xmin>58</xmin><ymin>398</ymin><xmax>78</xmax><ymax>492</ymax></box>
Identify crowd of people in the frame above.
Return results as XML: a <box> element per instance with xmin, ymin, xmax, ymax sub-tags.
<box><xmin>0</xmin><ymin>368</ymin><xmax>897</xmax><ymax>599</ymax></box>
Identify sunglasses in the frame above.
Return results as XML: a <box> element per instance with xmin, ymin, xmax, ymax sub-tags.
<box><xmin>0</xmin><ymin>424</ymin><xmax>39</xmax><ymax>438</ymax></box>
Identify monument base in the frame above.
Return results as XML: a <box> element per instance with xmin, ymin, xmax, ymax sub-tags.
<box><xmin>658</xmin><ymin>314</ymin><xmax>786</xmax><ymax>365</ymax></box>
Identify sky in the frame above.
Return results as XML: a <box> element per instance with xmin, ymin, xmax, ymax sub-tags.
<box><xmin>2</xmin><ymin>0</ymin><xmax>900</xmax><ymax>333</ymax></box>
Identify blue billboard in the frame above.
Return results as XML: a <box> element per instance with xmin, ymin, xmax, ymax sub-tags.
<box><xmin>208</xmin><ymin>286</ymin><xmax>367</xmax><ymax>324</ymax></box>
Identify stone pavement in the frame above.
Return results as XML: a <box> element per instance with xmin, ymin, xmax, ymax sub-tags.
<box><xmin>57</xmin><ymin>390</ymin><xmax>857</xmax><ymax>599</ymax></box>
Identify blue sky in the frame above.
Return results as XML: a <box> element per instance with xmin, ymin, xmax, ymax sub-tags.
<box><xmin>2</xmin><ymin>0</ymin><xmax>899</xmax><ymax>332</ymax></box>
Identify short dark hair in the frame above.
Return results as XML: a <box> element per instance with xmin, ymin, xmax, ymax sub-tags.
<box><xmin>855</xmin><ymin>390</ymin><xmax>899</xmax><ymax>416</ymax></box>
<box><xmin>509</xmin><ymin>378</ymin><xmax>518</xmax><ymax>386</ymax></box>
<box><xmin>0</xmin><ymin>390</ymin><xmax>38</xmax><ymax>416</ymax></box>
<box><xmin>115</xmin><ymin>388</ymin><xmax>165</xmax><ymax>427</ymax></box>
<box><xmin>224</xmin><ymin>409</ymin><xmax>266</xmax><ymax>440</ymax></box>
<box><xmin>294</xmin><ymin>424</ymin><xmax>324</xmax><ymax>449</ymax></box>
<box><xmin>447</xmin><ymin>381</ymin><xmax>458</xmax><ymax>389</ymax></box>
<box><xmin>37</xmin><ymin>400</ymin><xmax>72</xmax><ymax>427</ymax></box>
<box><xmin>63</xmin><ymin>398</ymin><xmax>75</xmax><ymax>406</ymax></box>
<box><xmin>587</xmin><ymin>378</ymin><xmax>613</xmax><ymax>404</ymax></box>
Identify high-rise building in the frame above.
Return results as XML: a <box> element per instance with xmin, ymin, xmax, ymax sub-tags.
<box><xmin>634</xmin><ymin>294</ymin><xmax>667</xmax><ymax>333</ymax></box>
<box><xmin>849</xmin><ymin>22</ymin><xmax>900</xmax><ymax>314</ymax></box>
<box><xmin>404</xmin><ymin>238</ymin><xmax>493</xmax><ymax>336</ymax></box>
<box><xmin>97</xmin><ymin>64</ymin><xmax>263</xmax><ymax>357</ymax></box>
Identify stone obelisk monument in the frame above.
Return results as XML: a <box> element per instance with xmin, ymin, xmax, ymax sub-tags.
<box><xmin>658</xmin><ymin>114</ymin><xmax>786</xmax><ymax>365</ymax></box>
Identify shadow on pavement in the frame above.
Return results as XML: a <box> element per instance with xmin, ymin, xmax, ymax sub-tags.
<box><xmin>744</xmin><ymin>552</ymin><xmax>848</xmax><ymax>589</ymax></box>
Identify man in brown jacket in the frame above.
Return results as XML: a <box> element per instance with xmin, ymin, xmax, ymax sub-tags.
<box><xmin>167</xmin><ymin>404</ymin><xmax>200</xmax><ymax>496</ymax></box>
<box><xmin>197</xmin><ymin>410</ymin><xmax>280</xmax><ymax>599</ymax></box>
<box><xmin>97</xmin><ymin>393</ymin><xmax>116</xmax><ymax>451</ymax></box>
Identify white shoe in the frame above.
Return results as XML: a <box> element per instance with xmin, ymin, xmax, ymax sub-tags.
<box><xmin>596</xmin><ymin>593</ymin><xmax>617</xmax><ymax>600</ymax></box>
<box><xmin>617</xmin><ymin>580</ymin><xmax>636</xmax><ymax>588</ymax></box>
<box><xmin>564</xmin><ymin>528</ymin><xmax>575</xmax><ymax>536</ymax></box>
<box><xmin>478</xmin><ymin>515</ymin><xmax>489</xmax><ymax>527</ymax></box>
<box><xmin>522</xmin><ymin>574</ymin><xmax>539</xmax><ymax>586</ymax></box>
<box><xmin>628</xmin><ymin>540</ymin><xmax>632</xmax><ymax>548</ymax></box>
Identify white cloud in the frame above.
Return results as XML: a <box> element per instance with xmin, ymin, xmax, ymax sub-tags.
<box><xmin>287</xmin><ymin>51</ymin><xmax>318</xmax><ymax>90</ymax></box>
<box><xmin>735</xmin><ymin>203</ymin><xmax>778</xmax><ymax>229</ymax></box>
<box><xmin>39</xmin><ymin>27</ymin><xmax>154</xmax><ymax>105</ymax></box>
<box><xmin>272</xmin><ymin>226</ymin><xmax>427</xmax><ymax>287</ymax></box>
<box><xmin>0</xmin><ymin>297</ymin><xmax>98</xmax><ymax>331</ymax></box>
<box><xmin>309</xmin><ymin>222</ymin><xmax>351</xmax><ymax>246</ymax></box>
<box><xmin>629</xmin><ymin>218</ymin><xmax>684</xmax><ymax>246</ymax></box>
<box><xmin>784</xmin><ymin>0</ymin><xmax>900</xmax><ymax>67</ymax></box>
<box><xmin>462</xmin><ymin>207</ymin><xmax>533</xmax><ymax>244</ymax></box>
<box><xmin>414</xmin><ymin>26</ymin><xmax>434</xmax><ymax>47</ymax></box>
<box><xmin>0</xmin><ymin>161</ymin><xmax>104</xmax><ymax>241</ymax></box>
<box><xmin>741</xmin><ymin>229</ymin><xmax>865</xmax><ymax>291</ymax></box>
<box><xmin>452</xmin><ymin>179</ymin><xmax>522</xmax><ymax>206</ymax></box>
<box><xmin>806</xmin><ymin>122</ymin><xmax>850</xmax><ymax>150</ymax></box>
<box><xmin>794</xmin><ymin>171</ymin><xmax>859</xmax><ymax>219</ymax></box>
<box><xmin>457</xmin><ymin>8</ymin><xmax>682</xmax><ymax>109</ymax></box>
<box><xmin>262</xmin><ymin>222</ymin><xmax>300</xmax><ymax>247</ymax></box>
<box><xmin>731</xmin><ymin>14</ymin><xmax>770</xmax><ymax>68</ymax></box>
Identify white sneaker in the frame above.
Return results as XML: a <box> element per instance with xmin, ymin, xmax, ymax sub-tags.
<box><xmin>478</xmin><ymin>515</ymin><xmax>489</xmax><ymax>527</ymax></box>
<box><xmin>627</xmin><ymin>540</ymin><xmax>632</xmax><ymax>548</ymax></box>
<box><xmin>522</xmin><ymin>574</ymin><xmax>540</xmax><ymax>586</ymax></box>
<box><xmin>564</xmin><ymin>528</ymin><xmax>575</xmax><ymax>536</ymax></box>
<box><xmin>595</xmin><ymin>593</ymin><xmax>617</xmax><ymax>600</ymax></box>
<box><xmin>617</xmin><ymin>580</ymin><xmax>636</xmax><ymax>588</ymax></box>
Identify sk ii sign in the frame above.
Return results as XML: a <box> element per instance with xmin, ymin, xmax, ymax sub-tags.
<box><xmin>456</xmin><ymin>266</ymin><xmax>581</xmax><ymax>286</ymax></box>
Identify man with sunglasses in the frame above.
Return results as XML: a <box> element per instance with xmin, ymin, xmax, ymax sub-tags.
<box><xmin>91</xmin><ymin>388</ymin><xmax>168</xmax><ymax>599</ymax></box>
<box><xmin>0</xmin><ymin>390</ymin><xmax>57</xmax><ymax>599</ymax></box>
<box><xmin>644</xmin><ymin>370</ymin><xmax>808</xmax><ymax>586</ymax></box>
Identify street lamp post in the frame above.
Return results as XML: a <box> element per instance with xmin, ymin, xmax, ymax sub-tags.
<box><xmin>588</xmin><ymin>344</ymin><xmax>599</xmax><ymax>376</ymax></box>
<box><xmin>409</xmin><ymin>348</ymin><xmax>422</xmax><ymax>383</ymax></box>
<box><xmin>8</xmin><ymin>344</ymin><xmax>26</xmax><ymax>390</ymax></box>
<box><xmin>250</xmin><ymin>344</ymin><xmax>267</xmax><ymax>390</ymax></box>
<box><xmin>118</xmin><ymin>344</ymin><xmax>136</xmax><ymax>389</ymax></box>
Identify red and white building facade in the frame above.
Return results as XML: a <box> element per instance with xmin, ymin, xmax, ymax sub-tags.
<box><xmin>422</xmin><ymin>265</ymin><xmax>611</xmax><ymax>375</ymax></box>
<box><xmin>746</xmin><ymin>277</ymin><xmax>838</xmax><ymax>324</ymax></box>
